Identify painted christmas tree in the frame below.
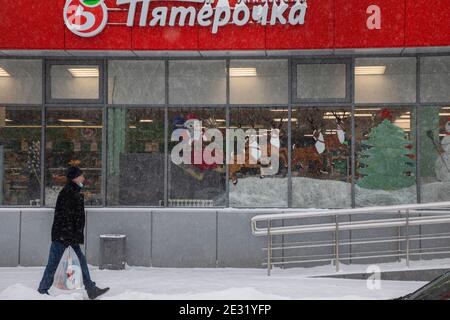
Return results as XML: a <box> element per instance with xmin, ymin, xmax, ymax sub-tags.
<box><xmin>357</xmin><ymin>119</ymin><xmax>415</xmax><ymax>190</ymax></box>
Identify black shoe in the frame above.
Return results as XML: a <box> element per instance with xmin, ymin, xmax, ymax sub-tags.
<box><xmin>87</xmin><ymin>286</ymin><xmax>110</xmax><ymax>300</ymax></box>
<box><xmin>38</xmin><ymin>289</ymin><xmax>49</xmax><ymax>295</ymax></box>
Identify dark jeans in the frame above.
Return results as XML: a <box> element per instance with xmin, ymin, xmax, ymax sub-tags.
<box><xmin>38</xmin><ymin>241</ymin><xmax>95</xmax><ymax>293</ymax></box>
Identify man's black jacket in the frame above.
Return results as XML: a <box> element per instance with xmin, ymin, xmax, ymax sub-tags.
<box><xmin>51</xmin><ymin>181</ymin><xmax>85</xmax><ymax>245</ymax></box>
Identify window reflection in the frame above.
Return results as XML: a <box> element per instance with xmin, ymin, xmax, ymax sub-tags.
<box><xmin>107</xmin><ymin>108</ymin><xmax>165</xmax><ymax>206</ymax></box>
<box><xmin>355</xmin><ymin>107</ymin><xmax>417</xmax><ymax>206</ymax></box>
<box><xmin>45</xmin><ymin>108</ymin><xmax>103</xmax><ymax>206</ymax></box>
<box><xmin>291</xmin><ymin>107</ymin><xmax>351</xmax><ymax>208</ymax></box>
<box><xmin>0</xmin><ymin>107</ymin><xmax>41</xmax><ymax>205</ymax></box>
<box><xmin>419</xmin><ymin>106</ymin><xmax>450</xmax><ymax>202</ymax></box>
<box><xmin>168</xmin><ymin>108</ymin><xmax>226</xmax><ymax>207</ymax></box>
<box><xmin>229</xmin><ymin>107</ymin><xmax>288</xmax><ymax>207</ymax></box>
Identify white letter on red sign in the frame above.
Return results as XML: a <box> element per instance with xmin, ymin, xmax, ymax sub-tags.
<box><xmin>212</xmin><ymin>3</ymin><xmax>231</xmax><ymax>33</ymax></box>
<box><xmin>149</xmin><ymin>7</ymin><xmax>168</xmax><ymax>26</ymax></box>
<box><xmin>366</xmin><ymin>4</ymin><xmax>381</xmax><ymax>30</ymax></box>
<box><xmin>270</xmin><ymin>0</ymin><xmax>289</xmax><ymax>25</ymax></box>
<box><xmin>117</xmin><ymin>0</ymin><xmax>143</xmax><ymax>27</ymax></box>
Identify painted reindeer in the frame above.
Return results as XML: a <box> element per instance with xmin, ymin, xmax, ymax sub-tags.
<box><xmin>313</xmin><ymin>111</ymin><xmax>350</xmax><ymax>174</ymax></box>
<box><xmin>291</xmin><ymin>110</ymin><xmax>349</xmax><ymax>176</ymax></box>
<box><xmin>229</xmin><ymin>114</ymin><xmax>289</xmax><ymax>185</ymax></box>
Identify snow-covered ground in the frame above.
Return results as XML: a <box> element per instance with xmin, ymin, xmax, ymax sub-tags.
<box><xmin>2</xmin><ymin>258</ymin><xmax>449</xmax><ymax>300</ymax></box>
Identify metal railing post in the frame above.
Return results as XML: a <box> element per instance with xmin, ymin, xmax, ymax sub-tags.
<box><xmin>406</xmin><ymin>209</ymin><xmax>410</xmax><ymax>267</ymax></box>
<box><xmin>267</xmin><ymin>219</ymin><xmax>272</xmax><ymax>276</ymax></box>
<box><xmin>397</xmin><ymin>210</ymin><xmax>402</xmax><ymax>262</ymax></box>
<box><xmin>335</xmin><ymin>214</ymin><xmax>340</xmax><ymax>272</ymax></box>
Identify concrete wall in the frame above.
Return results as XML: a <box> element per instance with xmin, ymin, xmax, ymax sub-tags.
<box><xmin>217</xmin><ymin>211</ymin><xmax>282</xmax><ymax>268</ymax></box>
<box><xmin>19</xmin><ymin>209</ymin><xmax>54</xmax><ymax>266</ymax></box>
<box><xmin>152</xmin><ymin>210</ymin><xmax>217</xmax><ymax>267</ymax></box>
<box><xmin>0</xmin><ymin>208</ymin><xmax>449</xmax><ymax>268</ymax></box>
<box><xmin>0</xmin><ymin>210</ymin><xmax>20</xmax><ymax>267</ymax></box>
<box><xmin>85</xmin><ymin>209</ymin><xmax>151</xmax><ymax>267</ymax></box>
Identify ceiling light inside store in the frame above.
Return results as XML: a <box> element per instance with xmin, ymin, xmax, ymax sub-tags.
<box><xmin>354</xmin><ymin>113</ymin><xmax>375</xmax><ymax>117</ymax></box>
<box><xmin>58</xmin><ymin>119</ymin><xmax>85</xmax><ymax>123</ymax></box>
<box><xmin>139</xmin><ymin>119</ymin><xmax>154</xmax><ymax>123</ymax></box>
<box><xmin>68</xmin><ymin>68</ymin><xmax>99</xmax><ymax>78</ymax></box>
<box><xmin>355</xmin><ymin>66</ymin><xmax>386</xmax><ymax>75</ymax></box>
<box><xmin>230</xmin><ymin>68</ymin><xmax>257</xmax><ymax>77</ymax></box>
<box><xmin>274</xmin><ymin>118</ymin><xmax>297</xmax><ymax>122</ymax></box>
<box><xmin>0</xmin><ymin>67</ymin><xmax>11</xmax><ymax>77</ymax></box>
<box><xmin>439</xmin><ymin>113</ymin><xmax>450</xmax><ymax>116</ymax></box>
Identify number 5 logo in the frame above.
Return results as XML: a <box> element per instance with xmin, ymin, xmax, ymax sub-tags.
<box><xmin>64</xmin><ymin>0</ymin><xmax>108</xmax><ymax>38</ymax></box>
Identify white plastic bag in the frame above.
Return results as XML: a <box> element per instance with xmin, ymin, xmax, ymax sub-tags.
<box><xmin>53</xmin><ymin>246</ymin><xmax>83</xmax><ymax>290</ymax></box>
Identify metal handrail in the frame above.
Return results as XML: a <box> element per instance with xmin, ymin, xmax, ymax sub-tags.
<box><xmin>250</xmin><ymin>201</ymin><xmax>450</xmax><ymax>275</ymax></box>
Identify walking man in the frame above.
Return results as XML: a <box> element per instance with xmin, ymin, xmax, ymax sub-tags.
<box><xmin>38</xmin><ymin>166</ymin><xmax>109</xmax><ymax>299</ymax></box>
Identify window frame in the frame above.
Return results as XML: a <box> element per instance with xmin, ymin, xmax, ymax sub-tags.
<box><xmin>292</xmin><ymin>58</ymin><xmax>352</xmax><ymax>104</ymax></box>
<box><xmin>45</xmin><ymin>59</ymin><xmax>105</xmax><ymax>105</ymax></box>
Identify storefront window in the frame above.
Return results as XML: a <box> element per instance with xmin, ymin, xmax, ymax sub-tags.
<box><xmin>355</xmin><ymin>107</ymin><xmax>417</xmax><ymax>206</ymax></box>
<box><xmin>168</xmin><ymin>107</ymin><xmax>226</xmax><ymax>207</ymax></box>
<box><xmin>0</xmin><ymin>59</ymin><xmax>42</xmax><ymax>104</ymax></box>
<box><xmin>107</xmin><ymin>107</ymin><xmax>165</xmax><ymax>206</ymax></box>
<box><xmin>108</xmin><ymin>60</ymin><xmax>165</xmax><ymax>105</ymax></box>
<box><xmin>0</xmin><ymin>107</ymin><xmax>41</xmax><ymax>205</ymax></box>
<box><xmin>230</xmin><ymin>60</ymin><xmax>288</xmax><ymax>104</ymax></box>
<box><xmin>355</xmin><ymin>57</ymin><xmax>416</xmax><ymax>104</ymax></box>
<box><xmin>49</xmin><ymin>64</ymin><xmax>101</xmax><ymax>101</ymax></box>
<box><xmin>418</xmin><ymin>106</ymin><xmax>450</xmax><ymax>202</ymax></box>
<box><xmin>169</xmin><ymin>61</ymin><xmax>226</xmax><ymax>105</ymax></box>
<box><xmin>229</xmin><ymin>107</ymin><xmax>288</xmax><ymax>207</ymax></box>
<box><xmin>291</xmin><ymin>107</ymin><xmax>352</xmax><ymax>208</ymax></box>
<box><xmin>420</xmin><ymin>56</ymin><xmax>450</xmax><ymax>103</ymax></box>
<box><xmin>294</xmin><ymin>62</ymin><xmax>349</xmax><ymax>102</ymax></box>
<box><xmin>45</xmin><ymin>108</ymin><xmax>103</xmax><ymax>206</ymax></box>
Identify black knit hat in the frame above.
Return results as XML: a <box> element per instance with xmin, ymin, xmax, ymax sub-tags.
<box><xmin>66</xmin><ymin>166</ymin><xmax>83</xmax><ymax>180</ymax></box>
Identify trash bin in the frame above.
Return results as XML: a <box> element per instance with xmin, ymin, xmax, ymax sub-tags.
<box><xmin>99</xmin><ymin>234</ymin><xmax>126</xmax><ymax>270</ymax></box>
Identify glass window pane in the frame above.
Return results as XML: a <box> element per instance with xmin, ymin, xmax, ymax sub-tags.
<box><xmin>418</xmin><ymin>106</ymin><xmax>450</xmax><ymax>202</ymax></box>
<box><xmin>168</xmin><ymin>108</ymin><xmax>226</xmax><ymax>207</ymax></box>
<box><xmin>296</xmin><ymin>64</ymin><xmax>347</xmax><ymax>100</ymax></box>
<box><xmin>291</xmin><ymin>107</ymin><xmax>351</xmax><ymax>208</ymax></box>
<box><xmin>0</xmin><ymin>107</ymin><xmax>41</xmax><ymax>205</ymax></box>
<box><xmin>45</xmin><ymin>108</ymin><xmax>103</xmax><ymax>206</ymax></box>
<box><xmin>107</xmin><ymin>107</ymin><xmax>165</xmax><ymax>206</ymax></box>
<box><xmin>229</xmin><ymin>107</ymin><xmax>288</xmax><ymax>207</ymax></box>
<box><xmin>420</xmin><ymin>56</ymin><xmax>450</xmax><ymax>103</ymax></box>
<box><xmin>230</xmin><ymin>60</ymin><xmax>288</xmax><ymax>104</ymax></box>
<box><xmin>0</xmin><ymin>59</ymin><xmax>42</xmax><ymax>104</ymax></box>
<box><xmin>355</xmin><ymin>58</ymin><xmax>416</xmax><ymax>104</ymax></box>
<box><xmin>50</xmin><ymin>65</ymin><xmax>100</xmax><ymax>100</ymax></box>
<box><xmin>108</xmin><ymin>60</ymin><xmax>165</xmax><ymax>105</ymax></box>
<box><xmin>169</xmin><ymin>61</ymin><xmax>226</xmax><ymax>105</ymax></box>
<box><xmin>355</xmin><ymin>107</ymin><xmax>417</xmax><ymax>206</ymax></box>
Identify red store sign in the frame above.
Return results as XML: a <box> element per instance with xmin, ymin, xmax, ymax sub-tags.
<box><xmin>0</xmin><ymin>0</ymin><xmax>449</xmax><ymax>51</ymax></box>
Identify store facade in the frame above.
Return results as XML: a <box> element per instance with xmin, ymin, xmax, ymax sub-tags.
<box><xmin>0</xmin><ymin>0</ymin><xmax>449</xmax><ymax>268</ymax></box>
